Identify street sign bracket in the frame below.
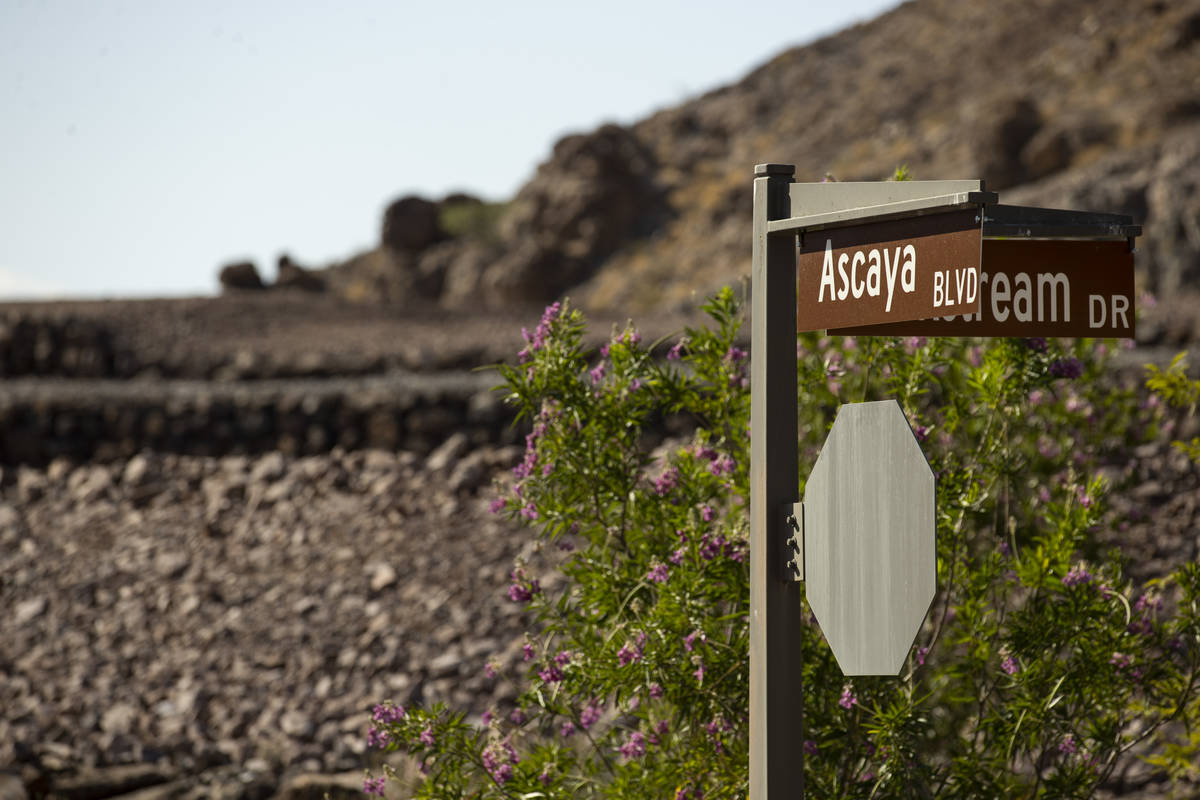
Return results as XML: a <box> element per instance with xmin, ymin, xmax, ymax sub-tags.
<box><xmin>982</xmin><ymin>204</ymin><xmax>1141</xmax><ymax>241</ymax></box>
<box><xmin>784</xmin><ymin>503</ymin><xmax>804</xmax><ymax>582</ymax></box>
<box><xmin>770</xmin><ymin>191</ymin><xmax>995</xmax><ymax>237</ymax></box>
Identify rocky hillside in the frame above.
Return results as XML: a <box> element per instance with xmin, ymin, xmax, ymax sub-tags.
<box><xmin>248</xmin><ymin>0</ymin><xmax>1200</xmax><ymax>316</ymax></box>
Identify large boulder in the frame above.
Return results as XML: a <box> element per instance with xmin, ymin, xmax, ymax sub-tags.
<box><xmin>218</xmin><ymin>261</ymin><xmax>265</xmax><ymax>292</ymax></box>
<box><xmin>971</xmin><ymin>96</ymin><xmax>1043</xmax><ymax>191</ymax></box>
<box><xmin>381</xmin><ymin>195</ymin><xmax>444</xmax><ymax>253</ymax></box>
<box><xmin>448</xmin><ymin>123</ymin><xmax>662</xmax><ymax>308</ymax></box>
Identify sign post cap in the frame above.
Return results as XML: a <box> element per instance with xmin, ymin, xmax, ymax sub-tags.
<box><xmin>754</xmin><ymin>163</ymin><xmax>795</xmax><ymax>177</ymax></box>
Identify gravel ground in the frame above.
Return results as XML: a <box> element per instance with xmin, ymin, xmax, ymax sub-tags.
<box><xmin>1</xmin><ymin>439</ymin><xmax>556</xmax><ymax>798</ymax></box>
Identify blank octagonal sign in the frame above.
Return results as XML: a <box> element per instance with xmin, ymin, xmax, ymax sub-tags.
<box><xmin>804</xmin><ymin>400</ymin><xmax>936</xmax><ymax>676</ymax></box>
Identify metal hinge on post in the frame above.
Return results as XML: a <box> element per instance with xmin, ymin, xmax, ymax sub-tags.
<box><xmin>783</xmin><ymin>502</ymin><xmax>804</xmax><ymax>581</ymax></box>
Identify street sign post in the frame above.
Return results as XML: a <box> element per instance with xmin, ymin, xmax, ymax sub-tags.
<box><xmin>749</xmin><ymin>164</ymin><xmax>1140</xmax><ymax>799</ymax></box>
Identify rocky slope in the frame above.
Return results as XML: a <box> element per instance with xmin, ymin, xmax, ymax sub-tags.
<box><xmin>292</xmin><ymin>0</ymin><xmax>1200</xmax><ymax>316</ymax></box>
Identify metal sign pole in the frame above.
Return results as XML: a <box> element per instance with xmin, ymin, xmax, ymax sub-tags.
<box><xmin>750</xmin><ymin>163</ymin><xmax>803</xmax><ymax>799</ymax></box>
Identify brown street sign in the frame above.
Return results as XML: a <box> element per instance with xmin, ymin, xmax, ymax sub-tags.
<box><xmin>797</xmin><ymin>208</ymin><xmax>982</xmax><ymax>333</ymax></box>
<box><xmin>832</xmin><ymin>239</ymin><xmax>1135</xmax><ymax>338</ymax></box>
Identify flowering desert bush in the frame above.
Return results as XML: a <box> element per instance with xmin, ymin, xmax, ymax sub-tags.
<box><xmin>366</xmin><ymin>289</ymin><xmax>1200</xmax><ymax>798</ymax></box>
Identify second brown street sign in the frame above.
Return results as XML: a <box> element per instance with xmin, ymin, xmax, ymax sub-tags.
<box><xmin>797</xmin><ymin>208</ymin><xmax>982</xmax><ymax>333</ymax></box>
<box><xmin>832</xmin><ymin>239</ymin><xmax>1135</xmax><ymax>339</ymax></box>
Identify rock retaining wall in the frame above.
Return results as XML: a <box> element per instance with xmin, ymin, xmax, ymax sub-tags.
<box><xmin>0</xmin><ymin>372</ymin><xmax>518</xmax><ymax>467</ymax></box>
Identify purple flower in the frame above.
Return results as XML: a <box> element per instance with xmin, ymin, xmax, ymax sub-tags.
<box><xmin>709</xmin><ymin>455</ymin><xmax>735</xmax><ymax>476</ymax></box>
<box><xmin>693</xmin><ymin>663</ymin><xmax>705</xmax><ymax>685</ymax></box>
<box><xmin>1058</xmin><ymin>735</ymin><xmax>1077</xmax><ymax>755</ymax></box>
<box><xmin>655</xmin><ymin>719</ymin><xmax>670</xmax><ymax>736</ymax></box>
<box><xmin>508</xmin><ymin>570</ymin><xmax>541</xmax><ymax>602</ymax></box>
<box><xmin>580</xmin><ymin>699</ymin><xmax>602</xmax><ymax>729</ymax></box>
<box><xmin>619</xmin><ymin>731</ymin><xmax>647</xmax><ymax>760</ymax></box>
<box><xmin>648</xmin><ymin>683</ymin><xmax>664</xmax><ymax>698</ymax></box>
<box><xmin>684</xmin><ymin>631</ymin><xmax>703</xmax><ymax>652</ymax></box>
<box><xmin>617</xmin><ymin>634</ymin><xmax>644</xmax><ymax>666</ymax></box>
<box><xmin>705</xmin><ymin>717</ymin><xmax>731</xmax><ymax>739</ymax></box>
<box><xmin>1134</xmin><ymin>594</ymin><xmax>1162</xmax><ymax>614</ymax></box>
<box><xmin>522</xmin><ymin>642</ymin><xmax>535</xmax><ymax>661</ymax></box>
<box><xmin>419</xmin><ymin>725</ymin><xmax>435</xmax><ymax>746</ymax></box>
<box><xmin>1062</xmin><ymin>564</ymin><xmax>1094</xmax><ymax>587</ymax></box>
<box><xmin>724</xmin><ymin>346</ymin><xmax>747</xmax><ymax>363</ymax></box>
<box><xmin>1023</xmin><ymin>337</ymin><xmax>1048</xmax><ymax>352</ymax></box>
<box><xmin>372</xmin><ymin>703</ymin><xmax>405</xmax><ymax>724</ymax></box>
<box><xmin>521</xmin><ymin>302</ymin><xmax>560</xmax><ymax>355</ymax></box>
<box><xmin>589</xmin><ymin>362</ymin><xmax>606</xmax><ymax>384</ymax></box>
<box><xmin>554</xmin><ymin>650</ymin><xmax>572</xmax><ymax>665</ymax></box>
<box><xmin>912</xmin><ymin>424</ymin><xmax>929</xmax><ymax>442</ymax></box>
<box><xmin>839</xmin><ymin>686</ymin><xmax>857</xmax><ymax>709</ymax></box>
<box><xmin>539</xmin><ymin>665</ymin><xmax>564</xmax><ymax>683</ymax></box>
<box><xmin>366</xmin><ymin>726</ymin><xmax>390</xmax><ymax>749</ymax></box>
<box><xmin>482</xmin><ymin>743</ymin><xmax>515</xmax><ymax>785</ymax></box>
<box><xmin>363</xmin><ymin>776</ymin><xmax>387</xmax><ymax>796</ymax></box>
<box><xmin>667</xmin><ymin>338</ymin><xmax>688</xmax><ymax>360</ymax></box>
<box><xmin>803</xmin><ymin>739</ymin><xmax>818</xmax><ymax>756</ymax></box>
<box><xmin>1049</xmin><ymin>357</ymin><xmax>1083</xmax><ymax>379</ymax></box>
<box><xmin>653</xmin><ymin>467</ymin><xmax>679</xmax><ymax>496</ymax></box>
<box><xmin>700</xmin><ymin>504</ymin><xmax>715</xmax><ymax>522</ymax></box>
<box><xmin>647</xmin><ymin>563</ymin><xmax>669</xmax><ymax>584</ymax></box>
<box><xmin>519</xmin><ymin>502</ymin><xmax>539</xmax><ymax>521</ymax></box>
<box><xmin>998</xmin><ymin>540</ymin><xmax>1011</xmax><ymax>557</ymax></box>
<box><xmin>1110</xmin><ymin>651</ymin><xmax>1132</xmax><ymax>671</ymax></box>
<box><xmin>481</xmin><ymin>710</ymin><xmax>493</xmax><ymax>725</ymax></box>
<box><xmin>916</xmin><ymin>646</ymin><xmax>928</xmax><ymax>666</ymax></box>
<box><xmin>489</xmin><ymin>497</ymin><xmax>506</xmax><ymax>514</ymax></box>
<box><xmin>699</xmin><ymin>533</ymin><xmax>727</xmax><ymax>560</ymax></box>
<box><xmin>629</xmin><ymin>378</ymin><xmax>642</xmax><ymax>391</ymax></box>
<box><xmin>670</xmin><ymin>546</ymin><xmax>686</xmax><ymax>565</ymax></box>
<box><xmin>510</xmin><ymin>708</ymin><xmax>527</xmax><ymax>725</ymax></box>
<box><xmin>1001</xmin><ymin>655</ymin><xmax>1019</xmax><ymax>675</ymax></box>
<box><xmin>560</xmin><ymin>720</ymin><xmax>576</xmax><ymax>737</ymax></box>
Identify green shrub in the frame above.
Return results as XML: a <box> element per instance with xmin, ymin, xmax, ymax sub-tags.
<box><xmin>367</xmin><ymin>289</ymin><xmax>1200</xmax><ymax>798</ymax></box>
<box><xmin>439</xmin><ymin>200</ymin><xmax>508</xmax><ymax>242</ymax></box>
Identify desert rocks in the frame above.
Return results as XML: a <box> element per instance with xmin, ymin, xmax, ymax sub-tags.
<box><xmin>380</xmin><ymin>196</ymin><xmax>444</xmax><ymax>254</ymax></box>
<box><xmin>0</xmin><ymin>444</ymin><xmax>548</xmax><ymax>798</ymax></box>
<box><xmin>218</xmin><ymin>262</ymin><xmax>266</xmax><ymax>292</ymax></box>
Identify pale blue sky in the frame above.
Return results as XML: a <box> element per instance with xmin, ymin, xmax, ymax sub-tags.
<box><xmin>1</xmin><ymin>0</ymin><xmax>901</xmax><ymax>299</ymax></box>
